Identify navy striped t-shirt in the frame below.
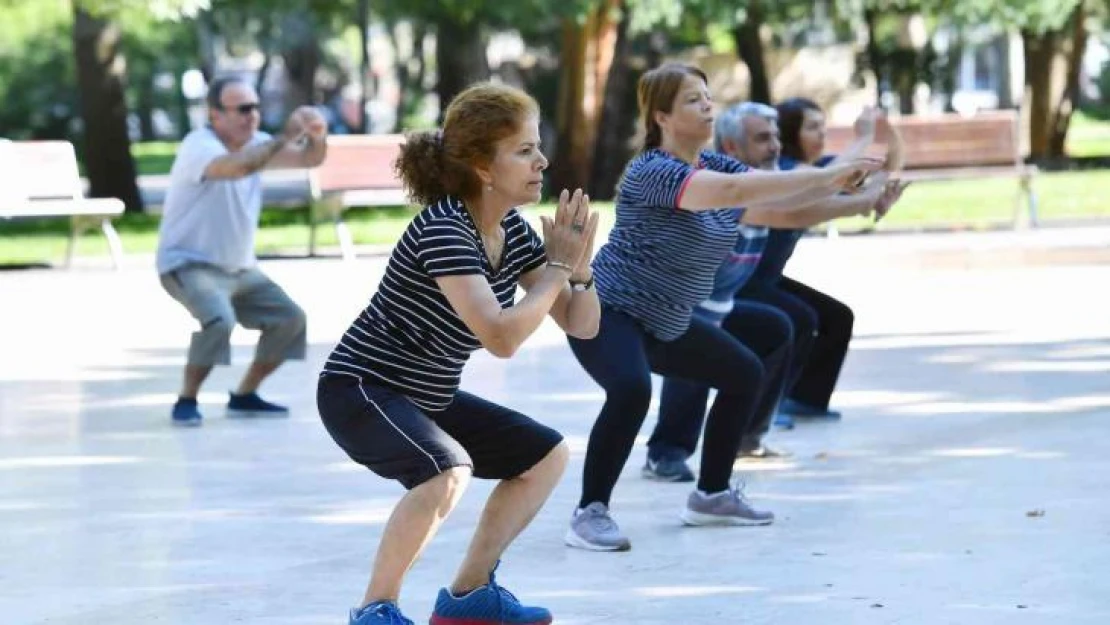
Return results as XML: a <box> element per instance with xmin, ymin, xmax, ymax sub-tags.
<box><xmin>592</xmin><ymin>148</ymin><xmax>750</xmax><ymax>340</ymax></box>
<box><xmin>323</xmin><ymin>197</ymin><xmax>547</xmax><ymax>412</ymax></box>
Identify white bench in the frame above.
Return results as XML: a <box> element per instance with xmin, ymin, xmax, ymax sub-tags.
<box><xmin>0</xmin><ymin>140</ymin><xmax>126</xmax><ymax>268</ymax></box>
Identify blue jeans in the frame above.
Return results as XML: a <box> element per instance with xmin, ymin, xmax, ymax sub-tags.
<box><xmin>647</xmin><ymin>299</ymin><xmax>793</xmax><ymax>459</ymax></box>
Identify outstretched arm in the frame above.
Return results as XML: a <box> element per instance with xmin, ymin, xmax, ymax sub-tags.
<box><xmin>267</xmin><ymin>106</ymin><xmax>328</xmax><ymax>169</ymax></box>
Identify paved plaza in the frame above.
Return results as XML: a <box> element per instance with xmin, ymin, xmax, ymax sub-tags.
<box><xmin>2</xmin><ymin>226</ymin><xmax>1109</xmax><ymax>624</ymax></box>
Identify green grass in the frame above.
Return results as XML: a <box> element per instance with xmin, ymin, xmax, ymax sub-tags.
<box><xmin>830</xmin><ymin>169</ymin><xmax>1110</xmax><ymax>232</ymax></box>
<box><xmin>4</xmin><ymin>169</ymin><xmax>1110</xmax><ymax>266</ymax></box>
<box><xmin>131</xmin><ymin>141</ymin><xmax>180</xmax><ymax>175</ymax></box>
<box><xmin>1066</xmin><ymin>111</ymin><xmax>1110</xmax><ymax>158</ymax></box>
<box><xmin>75</xmin><ymin>141</ymin><xmax>180</xmax><ymax>177</ymax></box>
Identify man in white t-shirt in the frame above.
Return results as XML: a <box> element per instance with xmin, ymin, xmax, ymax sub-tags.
<box><xmin>157</xmin><ymin>76</ymin><xmax>327</xmax><ymax>426</ymax></box>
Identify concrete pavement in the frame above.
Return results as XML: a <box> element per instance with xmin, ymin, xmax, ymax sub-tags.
<box><xmin>2</xmin><ymin>227</ymin><xmax>1108</xmax><ymax>624</ymax></box>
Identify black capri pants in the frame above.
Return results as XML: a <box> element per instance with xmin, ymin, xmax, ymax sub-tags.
<box><xmin>317</xmin><ymin>373</ymin><xmax>564</xmax><ymax>490</ymax></box>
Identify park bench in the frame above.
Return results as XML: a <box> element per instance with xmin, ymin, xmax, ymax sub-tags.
<box><xmin>0</xmin><ymin>140</ymin><xmax>126</xmax><ymax>268</ymax></box>
<box><xmin>307</xmin><ymin>133</ymin><xmax>408</xmax><ymax>260</ymax></box>
<box><xmin>825</xmin><ymin>110</ymin><xmax>1039</xmax><ymax>227</ymax></box>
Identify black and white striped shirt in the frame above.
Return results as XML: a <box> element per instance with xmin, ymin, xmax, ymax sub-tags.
<box><xmin>592</xmin><ymin>149</ymin><xmax>749</xmax><ymax>340</ymax></box>
<box><xmin>323</xmin><ymin>197</ymin><xmax>547</xmax><ymax>412</ymax></box>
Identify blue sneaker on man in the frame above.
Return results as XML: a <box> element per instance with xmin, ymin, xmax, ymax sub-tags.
<box><xmin>349</xmin><ymin>601</ymin><xmax>413</xmax><ymax>625</ymax></box>
<box><xmin>171</xmin><ymin>397</ymin><xmax>203</xmax><ymax>427</ymax></box>
<box><xmin>430</xmin><ymin>563</ymin><xmax>551</xmax><ymax>625</ymax></box>
<box><xmin>227</xmin><ymin>391</ymin><xmax>289</xmax><ymax>418</ymax></box>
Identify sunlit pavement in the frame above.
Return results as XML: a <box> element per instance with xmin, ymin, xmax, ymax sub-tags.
<box><xmin>3</xmin><ymin>226</ymin><xmax>1109</xmax><ymax>624</ymax></box>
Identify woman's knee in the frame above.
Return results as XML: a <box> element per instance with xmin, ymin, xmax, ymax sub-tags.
<box><xmin>414</xmin><ymin>466</ymin><xmax>472</xmax><ymax>509</ymax></box>
<box><xmin>606</xmin><ymin>374</ymin><xmax>653</xmax><ymax>416</ymax></box>
<box><xmin>831</xmin><ymin>300</ymin><xmax>854</xmax><ymax>334</ymax></box>
<box><xmin>765</xmin><ymin>308</ymin><xmax>795</xmax><ymax>346</ymax></box>
<box><xmin>519</xmin><ymin>441</ymin><xmax>570</xmax><ymax>481</ymax></box>
<box><xmin>721</xmin><ymin>354</ymin><xmax>765</xmax><ymax>395</ymax></box>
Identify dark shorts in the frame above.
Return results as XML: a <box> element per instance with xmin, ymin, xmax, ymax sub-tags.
<box><xmin>317</xmin><ymin>373</ymin><xmax>564</xmax><ymax>490</ymax></box>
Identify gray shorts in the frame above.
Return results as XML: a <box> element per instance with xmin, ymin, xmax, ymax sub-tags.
<box><xmin>160</xmin><ymin>263</ymin><xmax>307</xmax><ymax>366</ymax></box>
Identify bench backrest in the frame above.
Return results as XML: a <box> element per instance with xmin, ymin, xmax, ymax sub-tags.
<box><xmin>0</xmin><ymin>141</ymin><xmax>85</xmax><ymax>202</ymax></box>
<box><xmin>824</xmin><ymin>110</ymin><xmax>1023</xmax><ymax>169</ymax></box>
<box><xmin>311</xmin><ymin>134</ymin><xmax>406</xmax><ymax>195</ymax></box>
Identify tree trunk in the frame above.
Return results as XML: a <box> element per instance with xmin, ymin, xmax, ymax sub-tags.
<box><xmin>589</xmin><ymin>0</ymin><xmax>635</xmax><ymax>199</ymax></box>
<box><xmin>550</xmin><ymin>1</ymin><xmax>621</xmax><ymax>193</ymax></box>
<box><xmin>863</xmin><ymin>8</ymin><xmax>883</xmax><ymax>107</ymax></box>
<box><xmin>72</xmin><ymin>7</ymin><xmax>143</xmax><ymax>213</ymax></box>
<box><xmin>435</xmin><ymin>18</ymin><xmax>490</xmax><ymax>121</ymax></box>
<box><xmin>1023</xmin><ymin>29</ymin><xmax>1062</xmax><ymax>159</ymax></box>
<box><xmin>1022</xmin><ymin>1</ymin><xmax>1090</xmax><ymax>160</ymax></box>
<box><xmin>281</xmin><ymin>14</ymin><xmax>322</xmax><ymax>111</ymax></box>
<box><xmin>940</xmin><ymin>29</ymin><xmax>964</xmax><ymax>113</ymax></box>
<box><xmin>732</xmin><ymin>0</ymin><xmax>771</xmax><ymax>104</ymax></box>
<box><xmin>254</xmin><ymin>48</ymin><xmax>272</xmax><ymax>97</ymax></box>
<box><xmin>891</xmin><ymin>48</ymin><xmax>917</xmax><ymax>114</ymax></box>
<box><xmin>1049</xmin><ymin>1</ymin><xmax>1088</xmax><ymax>157</ymax></box>
<box><xmin>196</xmin><ymin>13</ymin><xmax>217</xmax><ymax>81</ymax></box>
<box><xmin>357</xmin><ymin>0</ymin><xmax>371</xmax><ymax>133</ymax></box>
<box><xmin>549</xmin><ymin>19</ymin><xmax>590</xmax><ymax>193</ymax></box>
<box><xmin>645</xmin><ymin>29</ymin><xmax>669</xmax><ymax>70</ymax></box>
<box><xmin>137</xmin><ymin>73</ymin><xmax>156</xmax><ymax>141</ymax></box>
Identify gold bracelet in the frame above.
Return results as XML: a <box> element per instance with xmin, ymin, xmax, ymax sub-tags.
<box><xmin>548</xmin><ymin>260</ymin><xmax>574</xmax><ymax>274</ymax></box>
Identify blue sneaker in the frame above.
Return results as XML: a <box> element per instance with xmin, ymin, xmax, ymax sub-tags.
<box><xmin>171</xmin><ymin>397</ymin><xmax>203</xmax><ymax>427</ymax></box>
<box><xmin>227</xmin><ymin>391</ymin><xmax>289</xmax><ymax>418</ymax></box>
<box><xmin>780</xmin><ymin>398</ymin><xmax>842</xmax><ymax>420</ymax></box>
<box><xmin>349</xmin><ymin>601</ymin><xmax>413</xmax><ymax>625</ymax></box>
<box><xmin>641</xmin><ymin>453</ymin><xmax>695</xmax><ymax>482</ymax></box>
<box><xmin>430</xmin><ymin>563</ymin><xmax>551</xmax><ymax>625</ymax></box>
<box><xmin>773</xmin><ymin>411</ymin><xmax>795</xmax><ymax>430</ymax></box>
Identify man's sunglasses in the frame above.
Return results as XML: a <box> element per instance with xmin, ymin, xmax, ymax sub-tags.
<box><xmin>223</xmin><ymin>102</ymin><xmax>260</xmax><ymax>115</ymax></box>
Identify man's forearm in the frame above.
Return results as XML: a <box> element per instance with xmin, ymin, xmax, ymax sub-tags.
<box><xmin>236</xmin><ymin>137</ymin><xmax>290</xmax><ymax>173</ymax></box>
<box><xmin>205</xmin><ymin>136</ymin><xmax>290</xmax><ymax>180</ymax></box>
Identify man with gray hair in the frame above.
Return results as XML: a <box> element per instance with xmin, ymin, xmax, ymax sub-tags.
<box><xmin>643</xmin><ymin>101</ymin><xmax>902</xmax><ymax>484</ymax></box>
<box><xmin>157</xmin><ymin>76</ymin><xmax>328</xmax><ymax>427</ymax></box>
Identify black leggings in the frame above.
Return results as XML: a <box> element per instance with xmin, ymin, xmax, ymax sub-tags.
<box><xmin>568</xmin><ymin>307</ymin><xmax>764</xmax><ymax>506</ymax></box>
<box><xmin>740</xmin><ymin>276</ymin><xmax>854</xmax><ymax>409</ymax></box>
<box><xmin>648</xmin><ymin>300</ymin><xmax>793</xmax><ymax>458</ymax></box>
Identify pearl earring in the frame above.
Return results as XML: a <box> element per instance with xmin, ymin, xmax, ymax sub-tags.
<box><xmin>486</xmin><ymin>184</ymin><xmax>493</xmax><ymax>191</ymax></box>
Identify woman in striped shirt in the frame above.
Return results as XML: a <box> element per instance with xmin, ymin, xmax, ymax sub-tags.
<box><xmin>564</xmin><ymin>64</ymin><xmax>882</xmax><ymax>552</ymax></box>
<box><xmin>318</xmin><ymin>83</ymin><xmax>600</xmax><ymax>625</ymax></box>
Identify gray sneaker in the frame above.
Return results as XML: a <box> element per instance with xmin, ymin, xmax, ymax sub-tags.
<box><xmin>564</xmin><ymin>502</ymin><xmax>632</xmax><ymax>552</ymax></box>
<box><xmin>680</xmin><ymin>486</ymin><xmax>774</xmax><ymax>527</ymax></box>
